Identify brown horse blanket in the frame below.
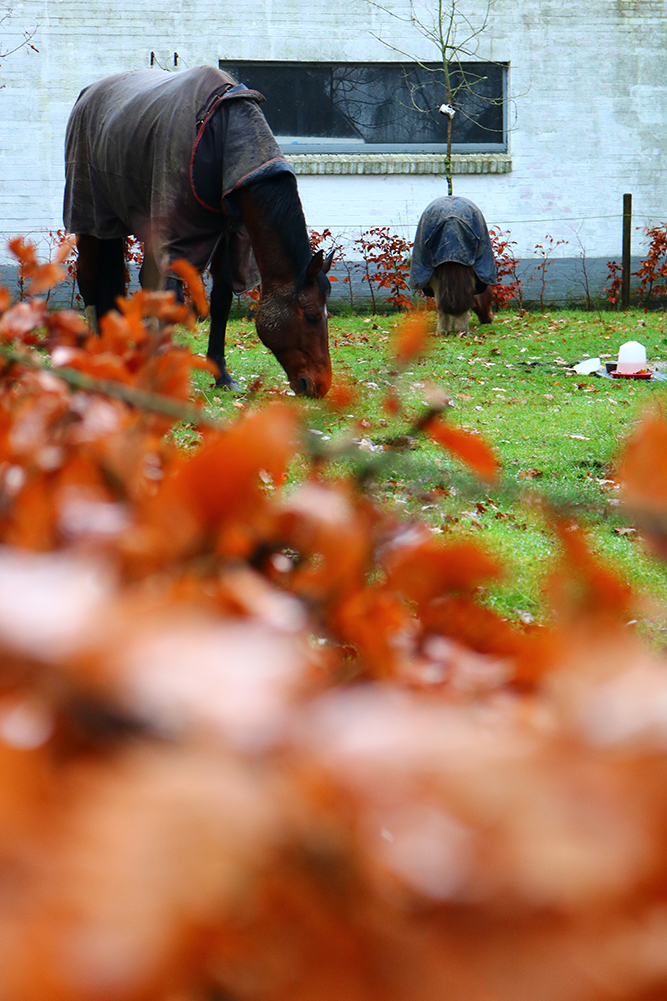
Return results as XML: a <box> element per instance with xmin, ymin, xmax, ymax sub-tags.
<box><xmin>410</xmin><ymin>196</ymin><xmax>497</xmax><ymax>295</ymax></box>
<box><xmin>64</xmin><ymin>65</ymin><xmax>292</xmax><ymax>288</ymax></box>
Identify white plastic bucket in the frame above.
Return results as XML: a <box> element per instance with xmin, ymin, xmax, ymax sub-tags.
<box><xmin>616</xmin><ymin>340</ymin><xmax>647</xmax><ymax>375</ymax></box>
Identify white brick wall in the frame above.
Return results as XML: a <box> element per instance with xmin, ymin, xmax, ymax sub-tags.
<box><xmin>1</xmin><ymin>0</ymin><xmax>666</xmax><ymax>265</ymax></box>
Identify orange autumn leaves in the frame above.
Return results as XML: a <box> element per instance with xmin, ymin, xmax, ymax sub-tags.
<box><xmin>616</xmin><ymin>407</ymin><xmax>667</xmax><ymax>515</ymax></box>
<box><xmin>426</xmin><ymin>417</ymin><xmax>500</xmax><ymax>482</ymax></box>
<box><xmin>170</xmin><ymin>258</ymin><xmax>209</xmax><ymax>318</ymax></box>
<box><xmin>615</xmin><ymin>406</ymin><xmax>667</xmax><ymax>562</ymax></box>
<box><xmin>1</xmin><ymin>240</ymin><xmax>667</xmax><ymax>1001</ymax></box>
<box><xmin>392</xmin><ymin>309</ymin><xmax>431</xmax><ymax>365</ymax></box>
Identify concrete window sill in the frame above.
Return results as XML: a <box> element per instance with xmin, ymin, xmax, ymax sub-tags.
<box><xmin>285</xmin><ymin>153</ymin><xmax>512</xmax><ymax>176</ymax></box>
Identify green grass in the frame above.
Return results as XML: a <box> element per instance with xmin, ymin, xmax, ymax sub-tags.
<box><xmin>177</xmin><ymin>308</ymin><xmax>667</xmax><ymax>637</ymax></box>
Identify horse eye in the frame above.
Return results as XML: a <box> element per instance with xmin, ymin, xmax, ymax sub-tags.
<box><xmin>304</xmin><ymin>313</ymin><xmax>321</xmax><ymax>326</ymax></box>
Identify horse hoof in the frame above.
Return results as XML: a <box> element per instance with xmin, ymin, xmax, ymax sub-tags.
<box><xmin>215</xmin><ymin>377</ymin><xmax>241</xmax><ymax>393</ymax></box>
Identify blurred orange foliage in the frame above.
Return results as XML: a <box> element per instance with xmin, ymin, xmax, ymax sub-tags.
<box><xmin>169</xmin><ymin>258</ymin><xmax>210</xmax><ymax>318</ymax></box>
<box><xmin>391</xmin><ymin>311</ymin><xmax>432</xmax><ymax>367</ymax></box>
<box><xmin>0</xmin><ymin>240</ymin><xmax>666</xmax><ymax>1000</ymax></box>
<box><xmin>426</xmin><ymin>416</ymin><xmax>501</xmax><ymax>482</ymax></box>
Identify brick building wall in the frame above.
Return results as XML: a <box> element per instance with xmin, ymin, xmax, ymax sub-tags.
<box><xmin>0</xmin><ymin>0</ymin><xmax>666</xmax><ymax>300</ymax></box>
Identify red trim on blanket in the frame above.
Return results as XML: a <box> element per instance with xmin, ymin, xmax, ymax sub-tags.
<box><xmin>189</xmin><ymin>86</ymin><xmax>271</xmax><ymax>213</ymax></box>
<box><xmin>189</xmin><ymin>94</ymin><xmax>226</xmax><ymax>212</ymax></box>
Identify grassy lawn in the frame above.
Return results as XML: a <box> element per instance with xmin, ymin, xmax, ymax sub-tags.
<box><xmin>178</xmin><ymin>307</ymin><xmax>667</xmax><ymax>638</ymax></box>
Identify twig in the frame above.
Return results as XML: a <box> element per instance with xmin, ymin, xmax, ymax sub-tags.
<box><xmin>0</xmin><ymin>345</ymin><xmax>223</xmax><ymax>429</ymax></box>
<box><xmin>0</xmin><ymin>6</ymin><xmax>39</xmax><ymax>64</ymax></box>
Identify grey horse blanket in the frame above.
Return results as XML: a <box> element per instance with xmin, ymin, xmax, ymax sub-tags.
<box><xmin>410</xmin><ymin>196</ymin><xmax>497</xmax><ymax>295</ymax></box>
<box><xmin>64</xmin><ymin>66</ymin><xmax>293</xmax><ymax>289</ymax></box>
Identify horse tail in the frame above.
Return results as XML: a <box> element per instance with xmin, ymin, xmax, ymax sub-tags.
<box><xmin>433</xmin><ymin>262</ymin><xmax>476</xmax><ymax>316</ymax></box>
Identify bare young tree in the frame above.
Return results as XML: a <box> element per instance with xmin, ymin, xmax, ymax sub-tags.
<box><xmin>571</xmin><ymin>227</ymin><xmax>594</xmax><ymax>311</ymax></box>
<box><xmin>367</xmin><ymin>0</ymin><xmax>498</xmax><ymax>194</ymax></box>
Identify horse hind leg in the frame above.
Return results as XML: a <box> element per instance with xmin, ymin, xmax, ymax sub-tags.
<box><xmin>75</xmin><ymin>235</ymin><xmax>99</xmax><ymax>331</ymax></box>
<box><xmin>138</xmin><ymin>244</ymin><xmax>184</xmax><ymax>335</ymax></box>
<box><xmin>76</xmin><ymin>235</ymin><xmax>126</xmax><ymax>332</ymax></box>
<box><xmin>97</xmin><ymin>238</ymin><xmax>126</xmax><ymax>317</ymax></box>
<box><xmin>138</xmin><ymin>243</ymin><xmax>165</xmax><ymax>292</ymax></box>
<box><xmin>136</xmin><ymin>241</ymin><xmax>184</xmax><ymax>305</ymax></box>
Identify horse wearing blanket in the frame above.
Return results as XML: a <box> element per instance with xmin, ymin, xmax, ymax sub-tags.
<box><xmin>64</xmin><ymin>66</ymin><xmax>333</xmax><ymax>397</ymax></box>
<box><xmin>410</xmin><ymin>196</ymin><xmax>497</xmax><ymax>334</ymax></box>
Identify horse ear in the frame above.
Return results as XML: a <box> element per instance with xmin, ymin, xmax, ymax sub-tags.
<box><xmin>322</xmin><ymin>249</ymin><xmax>335</xmax><ymax>274</ymax></box>
<box><xmin>305</xmin><ymin>249</ymin><xmax>325</xmax><ymax>282</ymax></box>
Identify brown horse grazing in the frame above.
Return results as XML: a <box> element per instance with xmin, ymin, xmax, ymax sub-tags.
<box><xmin>409</xmin><ymin>196</ymin><xmax>497</xmax><ymax>335</ymax></box>
<box><xmin>64</xmin><ymin>66</ymin><xmax>333</xmax><ymax>397</ymax></box>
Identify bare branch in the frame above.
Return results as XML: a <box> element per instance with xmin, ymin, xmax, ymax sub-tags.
<box><xmin>0</xmin><ymin>6</ymin><xmax>39</xmax><ymax>65</ymax></box>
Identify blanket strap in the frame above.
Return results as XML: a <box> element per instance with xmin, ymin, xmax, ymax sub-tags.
<box><xmin>196</xmin><ymin>83</ymin><xmax>265</xmax><ymax>129</ymax></box>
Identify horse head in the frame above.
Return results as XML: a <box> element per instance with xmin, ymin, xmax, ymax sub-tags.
<box><xmin>255</xmin><ymin>249</ymin><xmax>333</xmax><ymax>398</ymax></box>
<box><xmin>472</xmin><ymin>285</ymin><xmax>494</xmax><ymax>326</ymax></box>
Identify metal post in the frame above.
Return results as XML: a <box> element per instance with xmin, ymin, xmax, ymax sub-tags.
<box><xmin>622</xmin><ymin>193</ymin><xmax>632</xmax><ymax>309</ymax></box>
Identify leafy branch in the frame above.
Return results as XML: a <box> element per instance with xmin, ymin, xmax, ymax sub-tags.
<box><xmin>0</xmin><ymin>345</ymin><xmax>223</xmax><ymax>429</ymax></box>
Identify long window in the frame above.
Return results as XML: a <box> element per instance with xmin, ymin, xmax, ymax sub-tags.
<box><xmin>219</xmin><ymin>60</ymin><xmax>507</xmax><ymax>154</ymax></box>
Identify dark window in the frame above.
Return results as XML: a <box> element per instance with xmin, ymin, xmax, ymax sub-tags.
<box><xmin>219</xmin><ymin>60</ymin><xmax>506</xmax><ymax>153</ymax></box>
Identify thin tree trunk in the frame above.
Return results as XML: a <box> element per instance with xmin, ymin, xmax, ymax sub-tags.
<box><xmin>446</xmin><ymin>113</ymin><xmax>453</xmax><ymax>195</ymax></box>
<box><xmin>442</xmin><ymin>49</ymin><xmax>453</xmax><ymax>195</ymax></box>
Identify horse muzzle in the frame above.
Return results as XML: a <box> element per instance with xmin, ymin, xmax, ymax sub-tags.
<box><xmin>294</xmin><ymin>373</ymin><xmax>330</xmax><ymax>398</ymax></box>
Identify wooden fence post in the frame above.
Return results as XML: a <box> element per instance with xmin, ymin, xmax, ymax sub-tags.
<box><xmin>622</xmin><ymin>193</ymin><xmax>632</xmax><ymax>310</ymax></box>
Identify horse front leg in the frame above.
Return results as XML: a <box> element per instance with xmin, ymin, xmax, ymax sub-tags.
<box><xmin>207</xmin><ymin>250</ymin><xmax>240</xmax><ymax>391</ymax></box>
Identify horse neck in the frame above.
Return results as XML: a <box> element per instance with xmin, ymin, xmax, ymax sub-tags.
<box><xmin>236</xmin><ymin>178</ymin><xmax>311</xmax><ymax>291</ymax></box>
